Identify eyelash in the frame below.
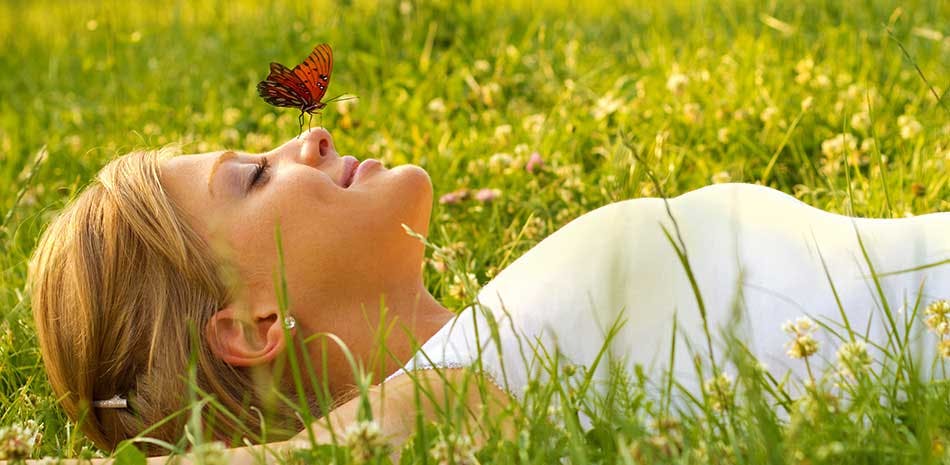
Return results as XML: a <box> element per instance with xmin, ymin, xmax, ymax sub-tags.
<box><xmin>249</xmin><ymin>157</ymin><xmax>270</xmax><ymax>189</ymax></box>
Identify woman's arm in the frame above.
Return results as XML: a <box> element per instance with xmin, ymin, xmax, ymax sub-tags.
<box><xmin>289</xmin><ymin>367</ymin><xmax>513</xmax><ymax>457</ymax></box>
<box><xmin>10</xmin><ymin>368</ymin><xmax>510</xmax><ymax>465</ymax></box>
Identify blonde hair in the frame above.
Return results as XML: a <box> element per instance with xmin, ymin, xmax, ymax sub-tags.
<box><xmin>28</xmin><ymin>148</ymin><xmax>309</xmax><ymax>454</ymax></box>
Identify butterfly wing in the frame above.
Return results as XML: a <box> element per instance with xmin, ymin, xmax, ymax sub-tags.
<box><xmin>264</xmin><ymin>62</ymin><xmax>313</xmax><ymax>102</ymax></box>
<box><xmin>257</xmin><ymin>61</ymin><xmax>313</xmax><ymax>109</ymax></box>
<box><xmin>291</xmin><ymin>43</ymin><xmax>333</xmax><ymax>110</ymax></box>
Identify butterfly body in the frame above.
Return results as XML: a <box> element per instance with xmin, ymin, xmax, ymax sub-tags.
<box><xmin>257</xmin><ymin>43</ymin><xmax>333</xmax><ymax>132</ymax></box>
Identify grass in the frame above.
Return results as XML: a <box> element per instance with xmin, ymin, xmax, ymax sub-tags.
<box><xmin>1</xmin><ymin>0</ymin><xmax>949</xmax><ymax>462</ymax></box>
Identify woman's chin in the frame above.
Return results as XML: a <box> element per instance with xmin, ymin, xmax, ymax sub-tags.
<box><xmin>392</xmin><ymin>164</ymin><xmax>433</xmax><ymax>201</ymax></box>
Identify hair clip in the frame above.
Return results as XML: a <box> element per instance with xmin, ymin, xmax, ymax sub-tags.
<box><xmin>92</xmin><ymin>394</ymin><xmax>128</xmax><ymax>409</ymax></box>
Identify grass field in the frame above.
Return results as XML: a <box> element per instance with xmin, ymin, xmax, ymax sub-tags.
<box><xmin>1</xmin><ymin>0</ymin><xmax>949</xmax><ymax>462</ymax></box>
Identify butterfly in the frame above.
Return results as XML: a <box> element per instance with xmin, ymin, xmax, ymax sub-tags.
<box><xmin>257</xmin><ymin>43</ymin><xmax>337</xmax><ymax>135</ymax></box>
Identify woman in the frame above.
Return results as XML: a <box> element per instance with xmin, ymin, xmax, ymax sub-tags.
<box><xmin>27</xmin><ymin>127</ymin><xmax>950</xmax><ymax>462</ymax></box>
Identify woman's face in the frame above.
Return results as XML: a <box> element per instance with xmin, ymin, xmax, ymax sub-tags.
<box><xmin>159</xmin><ymin>128</ymin><xmax>434</xmax><ymax>386</ymax></box>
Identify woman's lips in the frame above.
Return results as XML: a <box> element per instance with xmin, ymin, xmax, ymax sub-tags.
<box><xmin>351</xmin><ymin>158</ymin><xmax>382</xmax><ymax>186</ymax></box>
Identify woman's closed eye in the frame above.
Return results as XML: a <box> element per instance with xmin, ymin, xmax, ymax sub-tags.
<box><xmin>248</xmin><ymin>157</ymin><xmax>270</xmax><ymax>190</ymax></box>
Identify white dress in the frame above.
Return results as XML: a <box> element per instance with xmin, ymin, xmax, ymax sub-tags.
<box><xmin>386</xmin><ymin>183</ymin><xmax>950</xmax><ymax>410</ymax></box>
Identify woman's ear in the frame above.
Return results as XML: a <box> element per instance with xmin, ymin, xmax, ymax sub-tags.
<box><xmin>205</xmin><ymin>305</ymin><xmax>291</xmax><ymax>367</ymax></box>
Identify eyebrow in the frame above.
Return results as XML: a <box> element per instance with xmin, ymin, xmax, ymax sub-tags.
<box><xmin>207</xmin><ymin>150</ymin><xmax>238</xmax><ymax>197</ymax></box>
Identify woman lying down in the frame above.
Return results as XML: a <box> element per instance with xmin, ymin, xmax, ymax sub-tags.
<box><xmin>26</xmin><ymin>127</ymin><xmax>950</xmax><ymax>463</ymax></box>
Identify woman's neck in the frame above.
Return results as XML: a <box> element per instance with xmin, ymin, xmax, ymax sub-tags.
<box><xmin>370</xmin><ymin>280</ymin><xmax>455</xmax><ymax>382</ymax></box>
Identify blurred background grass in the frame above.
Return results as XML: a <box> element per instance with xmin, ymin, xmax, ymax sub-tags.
<box><xmin>0</xmin><ymin>0</ymin><xmax>947</xmax><ymax>458</ymax></box>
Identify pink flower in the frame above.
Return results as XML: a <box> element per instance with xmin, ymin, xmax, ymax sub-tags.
<box><xmin>474</xmin><ymin>188</ymin><xmax>502</xmax><ymax>202</ymax></box>
<box><xmin>438</xmin><ymin>188</ymin><xmax>469</xmax><ymax>205</ymax></box>
<box><xmin>525</xmin><ymin>152</ymin><xmax>544</xmax><ymax>174</ymax></box>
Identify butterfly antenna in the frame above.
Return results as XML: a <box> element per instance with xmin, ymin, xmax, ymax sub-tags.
<box><xmin>324</xmin><ymin>94</ymin><xmax>357</xmax><ymax>104</ymax></box>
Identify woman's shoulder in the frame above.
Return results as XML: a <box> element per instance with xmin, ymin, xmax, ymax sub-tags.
<box><xmin>571</xmin><ymin>182</ymin><xmax>795</xmax><ymax>223</ymax></box>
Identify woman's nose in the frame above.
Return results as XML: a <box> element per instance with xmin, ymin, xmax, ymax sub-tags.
<box><xmin>297</xmin><ymin>127</ymin><xmax>338</xmax><ymax>167</ymax></box>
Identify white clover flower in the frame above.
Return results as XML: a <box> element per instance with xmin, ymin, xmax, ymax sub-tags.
<box><xmin>447</xmin><ymin>272</ymin><xmax>479</xmax><ymax>300</ymax></box>
<box><xmin>759</xmin><ymin>106</ymin><xmax>779</xmax><ymax>127</ymax></box>
<box><xmin>795</xmin><ymin>316</ymin><xmax>814</xmax><ymax>332</ymax></box>
<box><xmin>925</xmin><ymin>300</ymin><xmax>950</xmax><ymax>336</ymax></box>
<box><xmin>820</xmin><ymin>133</ymin><xmax>858</xmax><ymax>160</ymax></box>
<box><xmin>430</xmin><ymin>433</ymin><xmax>479</xmax><ymax>465</ymax></box>
<box><xmin>493</xmin><ymin>125</ymin><xmax>512</xmax><ymax>142</ymax></box>
<box><xmin>344</xmin><ymin>420</ymin><xmax>388</xmax><ymax>464</ymax></box>
<box><xmin>0</xmin><ymin>420</ymin><xmax>43</xmax><ymax>461</ymax></box>
<box><xmin>191</xmin><ymin>441</ymin><xmax>227</xmax><ymax>465</ymax></box>
<box><xmin>795</xmin><ymin>57</ymin><xmax>814</xmax><ymax>84</ymax></box>
<box><xmin>717</xmin><ymin>127</ymin><xmax>731</xmax><ymax>144</ymax></box>
<box><xmin>850</xmin><ymin>111</ymin><xmax>870</xmax><ymax>131</ymax></box>
<box><xmin>666</xmin><ymin>72</ymin><xmax>689</xmax><ymax>96</ymax></box>
<box><xmin>488</xmin><ymin>152</ymin><xmax>513</xmax><ymax>174</ymax></box>
<box><xmin>521</xmin><ymin>113</ymin><xmax>545</xmax><ymax>134</ymax></box>
<box><xmin>593</xmin><ymin>93</ymin><xmax>623</xmax><ymax>120</ymax></box>
<box><xmin>939</xmin><ymin>340</ymin><xmax>950</xmax><ymax>359</ymax></box>
<box><xmin>782</xmin><ymin>317</ymin><xmax>819</xmax><ymax>359</ymax></box>
<box><xmin>898</xmin><ymin>114</ymin><xmax>922</xmax><ymax>140</ymax></box>
<box><xmin>836</xmin><ymin>340</ymin><xmax>871</xmax><ymax>378</ymax></box>
<box><xmin>428</xmin><ymin>98</ymin><xmax>447</xmax><ymax>114</ymax></box>
<box><xmin>812</xmin><ymin>74</ymin><xmax>831</xmax><ymax>89</ymax></box>
<box><xmin>703</xmin><ymin>372</ymin><xmax>734</xmax><ymax>412</ymax></box>
<box><xmin>711</xmin><ymin>171</ymin><xmax>731</xmax><ymax>184</ymax></box>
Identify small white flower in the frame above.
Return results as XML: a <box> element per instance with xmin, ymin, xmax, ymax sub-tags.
<box><xmin>850</xmin><ymin>111</ymin><xmax>870</xmax><ymax>131</ymax></box>
<box><xmin>191</xmin><ymin>441</ymin><xmax>227</xmax><ymax>465</ymax></box>
<box><xmin>812</xmin><ymin>74</ymin><xmax>831</xmax><ymax>89</ymax></box>
<box><xmin>703</xmin><ymin>372</ymin><xmax>734</xmax><ymax>412</ymax></box>
<box><xmin>821</xmin><ymin>133</ymin><xmax>858</xmax><ymax>160</ymax></box>
<box><xmin>428</xmin><ymin>98</ymin><xmax>447</xmax><ymax>114</ymax></box>
<box><xmin>493</xmin><ymin>124</ymin><xmax>512</xmax><ymax>142</ymax></box>
<box><xmin>0</xmin><ymin>420</ymin><xmax>43</xmax><ymax>461</ymax></box>
<box><xmin>939</xmin><ymin>340</ymin><xmax>950</xmax><ymax>359</ymax></box>
<box><xmin>593</xmin><ymin>93</ymin><xmax>623</xmax><ymax>120</ymax></box>
<box><xmin>711</xmin><ymin>171</ymin><xmax>731</xmax><ymax>184</ymax></box>
<box><xmin>344</xmin><ymin>420</ymin><xmax>388</xmax><ymax>464</ymax></box>
<box><xmin>666</xmin><ymin>72</ymin><xmax>689</xmax><ymax>95</ymax></box>
<box><xmin>898</xmin><ymin>114</ymin><xmax>922</xmax><ymax>140</ymax></box>
<box><xmin>925</xmin><ymin>300</ymin><xmax>950</xmax><ymax>336</ymax></box>
<box><xmin>759</xmin><ymin>106</ymin><xmax>779</xmax><ymax>127</ymax></box>
<box><xmin>430</xmin><ymin>432</ymin><xmax>479</xmax><ymax>465</ymax></box>
<box><xmin>447</xmin><ymin>272</ymin><xmax>479</xmax><ymax>300</ymax></box>
<box><xmin>488</xmin><ymin>152</ymin><xmax>513</xmax><ymax>174</ymax></box>
<box><xmin>717</xmin><ymin>127</ymin><xmax>731</xmax><ymax>144</ymax></box>
<box><xmin>782</xmin><ymin>317</ymin><xmax>819</xmax><ymax>359</ymax></box>
<box><xmin>836</xmin><ymin>341</ymin><xmax>871</xmax><ymax>378</ymax></box>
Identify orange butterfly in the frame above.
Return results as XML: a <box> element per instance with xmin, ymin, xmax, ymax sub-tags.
<box><xmin>257</xmin><ymin>43</ymin><xmax>336</xmax><ymax>134</ymax></box>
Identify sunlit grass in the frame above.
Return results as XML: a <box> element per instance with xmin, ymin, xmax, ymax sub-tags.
<box><xmin>1</xmin><ymin>0</ymin><xmax>949</xmax><ymax>462</ymax></box>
